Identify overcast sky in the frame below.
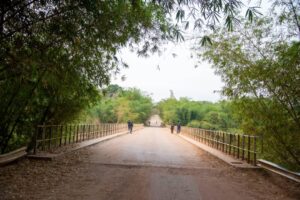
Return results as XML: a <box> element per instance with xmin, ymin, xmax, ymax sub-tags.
<box><xmin>111</xmin><ymin>1</ymin><xmax>270</xmax><ymax>103</ymax></box>
<box><xmin>111</xmin><ymin>42</ymin><xmax>223</xmax><ymax>102</ymax></box>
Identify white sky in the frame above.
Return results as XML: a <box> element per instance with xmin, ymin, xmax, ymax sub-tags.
<box><xmin>111</xmin><ymin>1</ymin><xmax>270</xmax><ymax>102</ymax></box>
<box><xmin>112</xmin><ymin>43</ymin><xmax>223</xmax><ymax>102</ymax></box>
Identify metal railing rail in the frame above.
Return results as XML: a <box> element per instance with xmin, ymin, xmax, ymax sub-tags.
<box><xmin>34</xmin><ymin>123</ymin><xmax>143</xmax><ymax>153</ymax></box>
<box><xmin>181</xmin><ymin>127</ymin><xmax>259</xmax><ymax>165</ymax></box>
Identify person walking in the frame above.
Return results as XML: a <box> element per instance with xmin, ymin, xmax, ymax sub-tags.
<box><xmin>170</xmin><ymin>123</ymin><xmax>174</xmax><ymax>134</ymax></box>
<box><xmin>176</xmin><ymin>121</ymin><xmax>181</xmax><ymax>134</ymax></box>
<box><xmin>127</xmin><ymin>120</ymin><xmax>133</xmax><ymax>134</ymax></box>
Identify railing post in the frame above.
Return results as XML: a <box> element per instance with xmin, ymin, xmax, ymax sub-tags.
<box><xmin>68</xmin><ymin>125</ymin><xmax>72</xmax><ymax>144</ymax></box>
<box><xmin>210</xmin><ymin>131</ymin><xmax>212</xmax><ymax>147</ymax></box>
<box><xmin>83</xmin><ymin>125</ymin><xmax>85</xmax><ymax>141</ymax></box>
<box><xmin>233</xmin><ymin>134</ymin><xmax>235</xmax><ymax>157</ymax></box>
<box><xmin>76</xmin><ymin>125</ymin><xmax>79</xmax><ymax>142</ymax></box>
<box><xmin>229</xmin><ymin>134</ymin><xmax>231</xmax><ymax>155</ymax></box>
<box><xmin>213</xmin><ymin>131</ymin><xmax>216</xmax><ymax>148</ymax></box>
<box><xmin>216</xmin><ymin>131</ymin><xmax>219</xmax><ymax>150</ymax></box>
<box><xmin>211</xmin><ymin>131</ymin><xmax>213</xmax><ymax>147</ymax></box>
<box><xmin>207</xmin><ymin>131</ymin><xmax>209</xmax><ymax>145</ymax></box>
<box><xmin>200</xmin><ymin>129</ymin><xmax>202</xmax><ymax>142</ymax></box>
<box><xmin>42</xmin><ymin>125</ymin><xmax>45</xmax><ymax>150</ymax></box>
<box><xmin>204</xmin><ymin>130</ymin><xmax>206</xmax><ymax>144</ymax></box>
<box><xmin>34</xmin><ymin>126</ymin><xmax>38</xmax><ymax>154</ymax></box>
<box><xmin>59</xmin><ymin>125</ymin><xmax>62</xmax><ymax>146</ymax></box>
<box><xmin>88</xmin><ymin>125</ymin><xmax>91</xmax><ymax>139</ymax></box>
<box><xmin>208</xmin><ymin>131</ymin><xmax>211</xmax><ymax>146</ymax></box>
<box><xmin>247</xmin><ymin>136</ymin><xmax>251</xmax><ymax>163</ymax></box>
<box><xmin>79</xmin><ymin>125</ymin><xmax>81</xmax><ymax>141</ymax></box>
<box><xmin>222</xmin><ymin>132</ymin><xmax>225</xmax><ymax>152</ymax></box>
<box><xmin>72</xmin><ymin>125</ymin><xmax>75</xmax><ymax>142</ymax></box>
<box><xmin>90</xmin><ymin>125</ymin><xmax>93</xmax><ymax>139</ymax></box>
<box><xmin>254</xmin><ymin>137</ymin><xmax>257</xmax><ymax>166</ymax></box>
<box><xmin>209</xmin><ymin>131</ymin><xmax>211</xmax><ymax>146</ymax></box>
<box><xmin>242</xmin><ymin>135</ymin><xmax>245</xmax><ymax>160</ymax></box>
<box><xmin>100</xmin><ymin>124</ymin><xmax>102</xmax><ymax>136</ymax></box>
<box><xmin>92</xmin><ymin>125</ymin><xmax>95</xmax><ymax>138</ymax></box>
<box><xmin>48</xmin><ymin>126</ymin><xmax>52</xmax><ymax>150</ymax></box>
<box><xmin>237</xmin><ymin>134</ymin><xmax>240</xmax><ymax>159</ymax></box>
<box><xmin>54</xmin><ymin>126</ymin><xmax>58</xmax><ymax>148</ymax></box>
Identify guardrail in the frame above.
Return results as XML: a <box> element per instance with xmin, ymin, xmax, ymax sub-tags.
<box><xmin>258</xmin><ymin>159</ymin><xmax>300</xmax><ymax>183</ymax></box>
<box><xmin>0</xmin><ymin>147</ymin><xmax>27</xmax><ymax>166</ymax></box>
<box><xmin>181</xmin><ymin>127</ymin><xmax>259</xmax><ymax>165</ymax></box>
<box><xmin>34</xmin><ymin>123</ymin><xmax>143</xmax><ymax>153</ymax></box>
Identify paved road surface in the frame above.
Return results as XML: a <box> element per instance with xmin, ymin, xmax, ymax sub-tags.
<box><xmin>147</xmin><ymin>114</ymin><xmax>162</xmax><ymax>127</ymax></box>
<box><xmin>1</xmin><ymin>127</ymin><xmax>299</xmax><ymax>200</ymax></box>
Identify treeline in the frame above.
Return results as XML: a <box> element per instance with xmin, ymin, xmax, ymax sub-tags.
<box><xmin>157</xmin><ymin>98</ymin><xmax>239</xmax><ymax>132</ymax></box>
<box><xmin>83</xmin><ymin>85</ymin><xmax>153</xmax><ymax>124</ymax></box>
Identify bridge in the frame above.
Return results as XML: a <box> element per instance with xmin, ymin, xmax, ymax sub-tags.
<box><xmin>1</xmin><ymin>118</ymin><xmax>299</xmax><ymax>199</ymax></box>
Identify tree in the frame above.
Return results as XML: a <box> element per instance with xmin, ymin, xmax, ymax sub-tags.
<box><xmin>200</xmin><ymin>12</ymin><xmax>300</xmax><ymax>170</ymax></box>
<box><xmin>151</xmin><ymin>0</ymin><xmax>263</xmax><ymax>41</ymax></box>
<box><xmin>0</xmin><ymin>1</ymin><xmax>169</xmax><ymax>153</ymax></box>
<box><xmin>85</xmin><ymin>86</ymin><xmax>153</xmax><ymax>124</ymax></box>
<box><xmin>158</xmin><ymin>97</ymin><xmax>238</xmax><ymax>130</ymax></box>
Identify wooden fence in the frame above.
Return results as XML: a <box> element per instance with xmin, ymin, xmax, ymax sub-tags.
<box><xmin>181</xmin><ymin>127</ymin><xmax>260</xmax><ymax>165</ymax></box>
<box><xmin>34</xmin><ymin>123</ymin><xmax>143</xmax><ymax>153</ymax></box>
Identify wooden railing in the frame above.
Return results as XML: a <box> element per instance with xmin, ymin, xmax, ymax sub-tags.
<box><xmin>34</xmin><ymin>123</ymin><xmax>143</xmax><ymax>153</ymax></box>
<box><xmin>181</xmin><ymin>127</ymin><xmax>260</xmax><ymax>165</ymax></box>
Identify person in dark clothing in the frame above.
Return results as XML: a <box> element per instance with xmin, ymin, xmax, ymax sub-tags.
<box><xmin>127</xmin><ymin>120</ymin><xmax>133</xmax><ymax>134</ymax></box>
<box><xmin>176</xmin><ymin>122</ymin><xmax>181</xmax><ymax>134</ymax></box>
<box><xmin>170</xmin><ymin>123</ymin><xmax>174</xmax><ymax>133</ymax></box>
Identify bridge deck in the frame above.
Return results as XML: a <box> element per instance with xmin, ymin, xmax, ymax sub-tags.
<box><xmin>1</xmin><ymin>127</ymin><xmax>299</xmax><ymax>200</ymax></box>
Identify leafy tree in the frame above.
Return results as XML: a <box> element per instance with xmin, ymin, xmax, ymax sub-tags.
<box><xmin>85</xmin><ymin>85</ymin><xmax>153</xmax><ymax>124</ymax></box>
<box><xmin>0</xmin><ymin>1</ymin><xmax>169</xmax><ymax>153</ymax></box>
<box><xmin>152</xmin><ymin>0</ymin><xmax>263</xmax><ymax>42</ymax></box>
<box><xmin>157</xmin><ymin>98</ymin><xmax>238</xmax><ymax>131</ymax></box>
<box><xmin>199</xmin><ymin>7</ymin><xmax>300</xmax><ymax>170</ymax></box>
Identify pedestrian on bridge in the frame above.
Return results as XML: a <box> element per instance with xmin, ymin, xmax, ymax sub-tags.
<box><xmin>170</xmin><ymin>123</ymin><xmax>175</xmax><ymax>133</ymax></box>
<box><xmin>127</xmin><ymin>120</ymin><xmax>133</xmax><ymax>134</ymax></box>
<box><xmin>176</xmin><ymin>121</ymin><xmax>181</xmax><ymax>134</ymax></box>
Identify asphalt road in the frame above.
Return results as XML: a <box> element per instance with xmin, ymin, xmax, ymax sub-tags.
<box><xmin>82</xmin><ymin>127</ymin><xmax>298</xmax><ymax>200</ymax></box>
<box><xmin>1</xmin><ymin>127</ymin><xmax>299</xmax><ymax>200</ymax></box>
